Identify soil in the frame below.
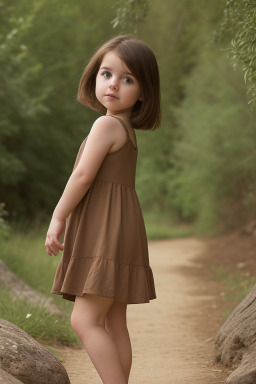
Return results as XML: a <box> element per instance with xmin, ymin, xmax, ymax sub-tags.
<box><xmin>54</xmin><ymin>234</ymin><xmax>256</xmax><ymax>384</ymax></box>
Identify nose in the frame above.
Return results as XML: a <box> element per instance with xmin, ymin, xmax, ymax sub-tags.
<box><xmin>109</xmin><ymin>77</ymin><xmax>119</xmax><ymax>90</ymax></box>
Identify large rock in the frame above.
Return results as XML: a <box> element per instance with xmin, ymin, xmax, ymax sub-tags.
<box><xmin>0</xmin><ymin>259</ymin><xmax>62</xmax><ymax>316</ymax></box>
<box><xmin>0</xmin><ymin>368</ymin><xmax>23</xmax><ymax>383</ymax></box>
<box><xmin>0</xmin><ymin>319</ymin><xmax>70</xmax><ymax>384</ymax></box>
<box><xmin>215</xmin><ymin>284</ymin><xmax>256</xmax><ymax>384</ymax></box>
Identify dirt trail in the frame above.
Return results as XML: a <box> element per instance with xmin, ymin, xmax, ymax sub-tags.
<box><xmin>57</xmin><ymin>238</ymin><xmax>228</xmax><ymax>383</ymax></box>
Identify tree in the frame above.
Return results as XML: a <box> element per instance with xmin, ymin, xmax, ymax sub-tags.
<box><xmin>0</xmin><ymin>1</ymin><xmax>47</xmax><ymax>188</ymax></box>
<box><xmin>171</xmin><ymin>45</ymin><xmax>256</xmax><ymax>233</ymax></box>
<box><xmin>216</xmin><ymin>0</ymin><xmax>256</xmax><ymax>109</ymax></box>
<box><xmin>0</xmin><ymin>0</ymin><xmax>116</xmax><ymax>218</ymax></box>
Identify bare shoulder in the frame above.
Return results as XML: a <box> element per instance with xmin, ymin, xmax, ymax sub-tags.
<box><xmin>90</xmin><ymin>115</ymin><xmax>122</xmax><ymax>136</ymax></box>
<box><xmin>88</xmin><ymin>116</ymin><xmax>126</xmax><ymax>150</ymax></box>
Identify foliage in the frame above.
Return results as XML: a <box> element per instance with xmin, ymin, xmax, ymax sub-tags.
<box><xmin>0</xmin><ymin>285</ymin><xmax>78</xmax><ymax>344</ymax></box>
<box><xmin>134</xmin><ymin>0</ymin><xmax>226</xmax><ymax>217</ymax></box>
<box><xmin>1</xmin><ymin>225</ymin><xmax>63</xmax><ymax>300</ymax></box>
<box><xmin>171</xmin><ymin>46</ymin><xmax>256</xmax><ymax>233</ymax></box>
<box><xmin>144</xmin><ymin>210</ymin><xmax>194</xmax><ymax>239</ymax></box>
<box><xmin>0</xmin><ymin>203</ymin><xmax>10</xmax><ymax>238</ymax></box>
<box><xmin>0</xmin><ymin>225</ymin><xmax>78</xmax><ymax>343</ymax></box>
<box><xmin>0</xmin><ymin>1</ymin><xmax>48</xmax><ymax>187</ymax></box>
<box><xmin>2</xmin><ymin>0</ymin><xmax>254</xmax><ymax>234</ymax></box>
<box><xmin>217</xmin><ymin>0</ymin><xmax>256</xmax><ymax>109</ymax></box>
<box><xmin>0</xmin><ymin>0</ymin><xmax>115</xmax><ymax>218</ymax></box>
<box><xmin>111</xmin><ymin>0</ymin><xmax>149</xmax><ymax>33</ymax></box>
<box><xmin>0</xmin><ymin>0</ymin><xmax>225</xmax><ymax>223</ymax></box>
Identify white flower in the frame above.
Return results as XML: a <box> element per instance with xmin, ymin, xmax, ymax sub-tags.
<box><xmin>26</xmin><ymin>313</ymin><xmax>32</xmax><ymax>319</ymax></box>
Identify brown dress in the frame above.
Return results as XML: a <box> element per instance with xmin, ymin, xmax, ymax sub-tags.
<box><xmin>51</xmin><ymin>115</ymin><xmax>156</xmax><ymax>304</ymax></box>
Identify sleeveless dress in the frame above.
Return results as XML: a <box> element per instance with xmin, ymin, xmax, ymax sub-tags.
<box><xmin>51</xmin><ymin>116</ymin><xmax>156</xmax><ymax>304</ymax></box>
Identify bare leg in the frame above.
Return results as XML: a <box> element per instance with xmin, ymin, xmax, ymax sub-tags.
<box><xmin>71</xmin><ymin>294</ymin><xmax>127</xmax><ymax>384</ymax></box>
<box><xmin>105</xmin><ymin>301</ymin><xmax>132</xmax><ymax>382</ymax></box>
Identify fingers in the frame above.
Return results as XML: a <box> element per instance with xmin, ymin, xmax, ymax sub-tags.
<box><xmin>46</xmin><ymin>246</ymin><xmax>56</xmax><ymax>256</ymax></box>
<box><xmin>45</xmin><ymin>217</ymin><xmax>66</xmax><ymax>256</ymax></box>
<box><xmin>45</xmin><ymin>245</ymin><xmax>60</xmax><ymax>256</ymax></box>
<box><xmin>45</xmin><ymin>237</ymin><xmax>64</xmax><ymax>256</ymax></box>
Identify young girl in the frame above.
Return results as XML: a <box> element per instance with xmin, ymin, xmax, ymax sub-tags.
<box><xmin>45</xmin><ymin>34</ymin><xmax>161</xmax><ymax>384</ymax></box>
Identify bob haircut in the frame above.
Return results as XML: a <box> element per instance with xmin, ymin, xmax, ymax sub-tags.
<box><xmin>77</xmin><ymin>35</ymin><xmax>161</xmax><ymax>130</ymax></box>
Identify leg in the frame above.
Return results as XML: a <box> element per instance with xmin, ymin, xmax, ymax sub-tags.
<box><xmin>105</xmin><ymin>301</ymin><xmax>132</xmax><ymax>382</ymax></box>
<box><xmin>71</xmin><ymin>294</ymin><xmax>127</xmax><ymax>384</ymax></box>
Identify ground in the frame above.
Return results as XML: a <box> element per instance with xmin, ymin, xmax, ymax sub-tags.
<box><xmin>204</xmin><ymin>230</ymin><xmax>256</xmax><ymax>276</ymax></box>
<box><xmin>52</xmin><ymin>233</ymin><xmax>256</xmax><ymax>384</ymax></box>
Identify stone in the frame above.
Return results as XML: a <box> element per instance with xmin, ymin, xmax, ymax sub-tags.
<box><xmin>0</xmin><ymin>319</ymin><xmax>70</xmax><ymax>384</ymax></box>
<box><xmin>0</xmin><ymin>259</ymin><xmax>62</xmax><ymax>316</ymax></box>
<box><xmin>215</xmin><ymin>284</ymin><xmax>256</xmax><ymax>384</ymax></box>
<box><xmin>0</xmin><ymin>368</ymin><xmax>23</xmax><ymax>383</ymax></box>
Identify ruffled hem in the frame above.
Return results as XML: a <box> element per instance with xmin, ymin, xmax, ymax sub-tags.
<box><xmin>51</xmin><ymin>256</ymin><xmax>156</xmax><ymax>304</ymax></box>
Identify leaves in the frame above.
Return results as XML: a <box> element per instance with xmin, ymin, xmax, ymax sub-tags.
<box><xmin>111</xmin><ymin>0</ymin><xmax>149</xmax><ymax>33</ymax></box>
<box><xmin>172</xmin><ymin>46</ymin><xmax>256</xmax><ymax>233</ymax></box>
<box><xmin>218</xmin><ymin>0</ymin><xmax>256</xmax><ymax>109</ymax></box>
<box><xmin>0</xmin><ymin>0</ymin><xmax>115</xmax><ymax>218</ymax></box>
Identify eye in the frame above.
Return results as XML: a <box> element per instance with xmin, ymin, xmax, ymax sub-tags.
<box><xmin>102</xmin><ymin>71</ymin><xmax>111</xmax><ymax>78</ymax></box>
<box><xmin>123</xmin><ymin>77</ymin><xmax>134</xmax><ymax>84</ymax></box>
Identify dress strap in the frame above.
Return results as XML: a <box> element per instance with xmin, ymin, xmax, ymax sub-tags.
<box><xmin>107</xmin><ymin>115</ymin><xmax>137</xmax><ymax>148</ymax></box>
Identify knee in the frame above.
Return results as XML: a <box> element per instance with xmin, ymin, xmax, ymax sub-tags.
<box><xmin>71</xmin><ymin>310</ymin><xmax>92</xmax><ymax>342</ymax></box>
<box><xmin>70</xmin><ymin>309</ymin><xmax>81</xmax><ymax>336</ymax></box>
<box><xmin>70</xmin><ymin>307</ymin><xmax>105</xmax><ymax>339</ymax></box>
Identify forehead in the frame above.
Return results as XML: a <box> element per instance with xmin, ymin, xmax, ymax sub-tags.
<box><xmin>100</xmin><ymin>51</ymin><xmax>131</xmax><ymax>73</ymax></box>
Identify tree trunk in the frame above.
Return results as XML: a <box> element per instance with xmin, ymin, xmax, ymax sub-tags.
<box><xmin>215</xmin><ymin>284</ymin><xmax>256</xmax><ymax>384</ymax></box>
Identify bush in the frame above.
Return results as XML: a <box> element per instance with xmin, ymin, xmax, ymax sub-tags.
<box><xmin>0</xmin><ymin>203</ymin><xmax>10</xmax><ymax>239</ymax></box>
<box><xmin>171</xmin><ymin>46</ymin><xmax>256</xmax><ymax>233</ymax></box>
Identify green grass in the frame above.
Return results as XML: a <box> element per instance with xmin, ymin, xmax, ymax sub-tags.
<box><xmin>1</xmin><ymin>225</ymin><xmax>58</xmax><ymax>295</ymax></box>
<box><xmin>146</xmin><ymin>224</ymin><xmax>194</xmax><ymax>240</ymax></box>
<box><xmin>144</xmin><ymin>211</ymin><xmax>195</xmax><ymax>240</ymax></box>
<box><xmin>0</xmin><ymin>225</ymin><xmax>78</xmax><ymax>344</ymax></box>
<box><xmin>0</xmin><ymin>285</ymin><xmax>78</xmax><ymax>344</ymax></box>
<box><xmin>0</xmin><ymin>225</ymin><xmax>72</xmax><ymax>311</ymax></box>
<box><xmin>212</xmin><ymin>265</ymin><xmax>256</xmax><ymax>319</ymax></box>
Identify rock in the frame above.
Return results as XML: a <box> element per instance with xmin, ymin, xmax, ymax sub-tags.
<box><xmin>0</xmin><ymin>259</ymin><xmax>62</xmax><ymax>316</ymax></box>
<box><xmin>0</xmin><ymin>319</ymin><xmax>70</xmax><ymax>384</ymax></box>
<box><xmin>226</xmin><ymin>354</ymin><xmax>256</xmax><ymax>384</ymax></box>
<box><xmin>0</xmin><ymin>368</ymin><xmax>23</xmax><ymax>383</ymax></box>
<box><xmin>215</xmin><ymin>284</ymin><xmax>256</xmax><ymax>384</ymax></box>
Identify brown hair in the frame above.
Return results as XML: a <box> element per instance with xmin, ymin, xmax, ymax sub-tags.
<box><xmin>77</xmin><ymin>35</ymin><xmax>161</xmax><ymax>130</ymax></box>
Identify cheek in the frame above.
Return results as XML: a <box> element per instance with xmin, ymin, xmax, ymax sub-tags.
<box><xmin>95</xmin><ymin>77</ymin><xmax>103</xmax><ymax>98</ymax></box>
<box><xmin>130</xmin><ymin>88</ymin><xmax>141</xmax><ymax>103</ymax></box>
<box><xmin>130</xmin><ymin>84</ymin><xmax>142</xmax><ymax>100</ymax></box>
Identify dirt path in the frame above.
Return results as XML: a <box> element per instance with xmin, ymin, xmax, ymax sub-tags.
<box><xmin>56</xmin><ymin>238</ymin><xmax>228</xmax><ymax>383</ymax></box>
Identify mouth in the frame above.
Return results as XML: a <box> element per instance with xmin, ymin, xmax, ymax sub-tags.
<box><xmin>105</xmin><ymin>94</ymin><xmax>118</xmax><ymax>99</ymax></box>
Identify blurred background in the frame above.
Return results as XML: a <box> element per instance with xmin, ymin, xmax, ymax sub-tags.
<box><xmin>1</xmin><ymin>0</ymin><xmax>256</xmax><ymax>236</ymax></box>
<box><xmin>1</xmin><ymin>0</ymin><xmax>256</xmax><ymax>342</ymax></box>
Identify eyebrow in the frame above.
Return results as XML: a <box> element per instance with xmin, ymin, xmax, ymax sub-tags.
<box><xmin>100</xmin><ymin>66</ymin><xmax>134</xmax><ymax>76</ymax></box>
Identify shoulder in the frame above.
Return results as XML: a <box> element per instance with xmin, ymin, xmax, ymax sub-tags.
<box><xmin>91</xmin><ymin>115</ymin><xmax>121</xmax><ymax>135</ymax></box>
<box><xmin>88</xmin><ymin>116</ymin><xmax>125</xmax><ymax>146</ymax></box>
<box><xmin>86</xmin><ymin>116</ymin><xmax>125</xmax><ymax>150</ymax></box>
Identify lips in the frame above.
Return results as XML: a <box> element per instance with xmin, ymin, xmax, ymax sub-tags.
<box><xmin>106</xmin><ymin>93</ymin><xmax>118</xmax><ymax>99</ymax></box>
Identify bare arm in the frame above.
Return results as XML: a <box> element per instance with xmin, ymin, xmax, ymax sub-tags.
<box><xmin>45</xmin><ymin>116</ymin><xmax>120</xmax><ymax>256</ymax></box>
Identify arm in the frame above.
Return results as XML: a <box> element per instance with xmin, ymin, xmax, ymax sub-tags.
<box><xmin>45</xmin><ymin>116</ymin><xmax>120</xmax><ymax>256</ymax></box>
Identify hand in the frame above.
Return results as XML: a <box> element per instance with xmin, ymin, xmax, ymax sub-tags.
<box><xmin>45</xmin><ymin>217</ymin><xmax>65</xmax><ymax>256</ymax></box>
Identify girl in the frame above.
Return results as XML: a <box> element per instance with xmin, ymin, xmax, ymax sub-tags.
<box><xmin>45</xmin><ymin>34</ymin><xmax>161</xmax><ymax>384</ymax></box>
